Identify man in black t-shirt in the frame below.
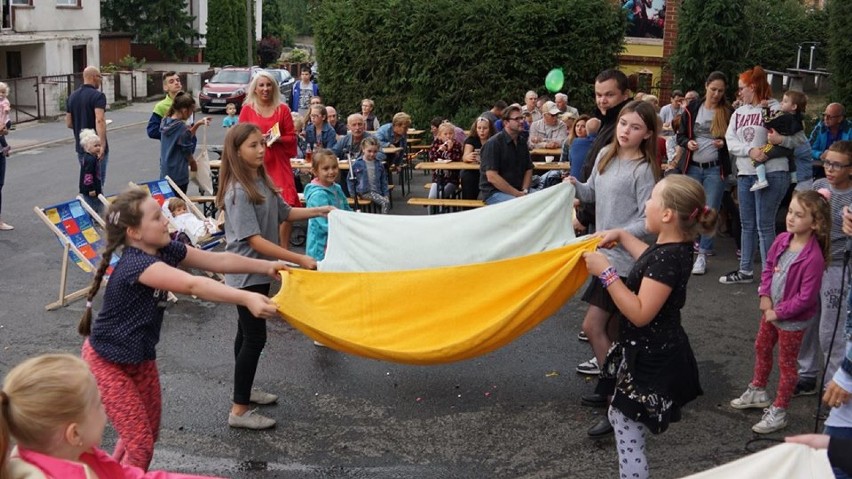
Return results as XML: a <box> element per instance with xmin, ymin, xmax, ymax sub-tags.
<box><xmin>479</xmin><ymin>105</ymin><xmax>533</xmax><ymax>205</ymax></box>
<box><xmin>66</xmin><ymin>66</ymin><xmax>109</xmax><ymax>187</ymax></box>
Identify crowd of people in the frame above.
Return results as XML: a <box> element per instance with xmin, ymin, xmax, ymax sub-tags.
<box><xmin>2</xmin><ymin>62</ymin><xmax>852</xmax><ymax>478</ymax></box>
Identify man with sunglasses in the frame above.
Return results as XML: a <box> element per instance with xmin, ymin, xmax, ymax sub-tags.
<box><xmin>479</xmin><ymin>105</ymin><xmax>532</xmax><ymax>205</ymax></box>
<box><xmin>810</xmin><ymin>103</ymin><xmax>852</xmax><ymax>179</ymax></box>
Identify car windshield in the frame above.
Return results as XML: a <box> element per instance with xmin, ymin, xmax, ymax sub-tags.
<box><xmin>212</xmin><ymin>71</ymin><xmax>250</xmax><ymax>84</ymax></box>
<box><xmin>266</xmin><ymin>71</ymin><xmax>282</xmax><ymax>82</ymax></box>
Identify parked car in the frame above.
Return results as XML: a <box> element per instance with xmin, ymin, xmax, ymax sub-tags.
<box><xmin>199</xmin><ymin>66</ymin><xmax>258</xmax><ymax>113</ymax></box>
<box><xmin>264</xmin><ymin>68</ymin><xmax>296</xmax><ymax>100</ymax></box>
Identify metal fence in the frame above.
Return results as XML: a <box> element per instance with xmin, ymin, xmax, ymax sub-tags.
<box><xmin>4</xmin><ymin>76</ymin><xmax>39</xmax><ymax>124</ymax></box>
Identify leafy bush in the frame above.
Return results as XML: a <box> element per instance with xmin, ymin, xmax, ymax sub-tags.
<box><xmin>312</xmin><ymin>0</ymin><xmax>624</xmax><ymax>128</ymax></box>
<box><xmin>827</xmin><ymin>0</ymin><xmax>852</xmax><ymax>107</ymax></box>
<box><xmin>258</xmin><ymin>37</ymin><xmax>283</xmax><ymax>67</ymax></box>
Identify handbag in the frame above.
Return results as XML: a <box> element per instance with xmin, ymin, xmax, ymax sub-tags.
<box><xmin>190</xmin><ymin>124</ymin><xmax>214</xmax><ymax>195</ymax></box>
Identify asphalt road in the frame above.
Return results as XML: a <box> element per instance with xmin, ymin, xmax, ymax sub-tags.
<box><xmin>0</xmin><ymin>113</ymin><xmax>831</xmax><ymax>478</ymax></box>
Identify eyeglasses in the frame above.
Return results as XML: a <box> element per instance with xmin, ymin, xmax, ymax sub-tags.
<box><xmin>507</xmin><ymin>117</ymin><xmax>524</xmax><ymax>122</ymax></box>
<box><xmin>823</xmin><ymin>161</ymin><xmax>850</xmax><ymax>171</ymax></box>
<box><xmin>823</xmin><ymin>114</ymin><xmax>841</xmax><ymax>120</ymax></box>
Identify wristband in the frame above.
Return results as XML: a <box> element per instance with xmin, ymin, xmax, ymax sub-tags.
<box><xmin>599</xmin><ymin>266</ymin><xmax>618</xmax><ymax>289</ymax></box>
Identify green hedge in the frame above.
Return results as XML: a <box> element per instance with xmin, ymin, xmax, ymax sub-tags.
<box><xmin>827</xmin><ymin>0</ymin><xmax>852</xmax><ymax>108</ymax></box>
<box><xmin>312</xmin><ymin>0</ymin><xmax>625</xmax><ymax>128</ymax></box>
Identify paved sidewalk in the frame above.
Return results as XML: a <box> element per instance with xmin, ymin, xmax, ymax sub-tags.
<box><xmin>7</xmin><ymin>100</ymin><xmax>159</xmax><ymax>153</ymax></box>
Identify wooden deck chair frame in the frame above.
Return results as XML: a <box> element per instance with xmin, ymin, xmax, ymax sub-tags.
<box><xmin>33</xmin><ymin>198</ymin><xmax>104</xmax><ymax>310</ymax></box>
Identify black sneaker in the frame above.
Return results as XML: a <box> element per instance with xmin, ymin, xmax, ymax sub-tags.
<box><xmin>581</xmin><ymin>393</ymin><xmax>608</xmax><ymax>408</ymax></box>
<box><xmin>793</xmin><ymin>379</ymin><xmax>818</xmax><ymax>397</ymax></box>
<box><xmin>719</xmin><ymin>270</ymin><xmax>754</xmax><ymax>284</ymax></box>
<box><xmin>577</xmin><ymin>331</ymin><xmax>589</xmax><ymax>342</ymax></box>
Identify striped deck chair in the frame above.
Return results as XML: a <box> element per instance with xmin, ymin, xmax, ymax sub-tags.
<box><xmin>33</xmin><ymin>197</ymin><xmax>119</xmax><ymax>310</ymax></box>
<box><xmin>131</xmin><ymin>177</ymin><xmax>224</xmax><ymax>251</ymax></box>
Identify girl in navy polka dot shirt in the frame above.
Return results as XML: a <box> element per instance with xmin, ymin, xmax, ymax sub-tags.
<box><xmin>78</xmin><ymin>188</ymin><xmax>286</xmax><ymax>471</ymax></box>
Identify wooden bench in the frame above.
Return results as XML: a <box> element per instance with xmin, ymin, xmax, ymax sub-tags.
<box><xmin>189</xmin><ymin>195</ymin><xmax>217</xmax><ymax>217</ymax></box>
<box><xmin>407</xmin><ymin>197</ymin><xmax>485</xmax><ymax>213</ymax></box>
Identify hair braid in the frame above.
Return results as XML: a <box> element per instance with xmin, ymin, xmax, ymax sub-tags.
<box><xmin>78</xmin><ymin>188</ymin><xmax>146</xmax><ymax>336</ymax></box>
<box><xmin>78</xmin><ymin>239</ymin><xmax>122</xmax><ymax>336</ymax></box>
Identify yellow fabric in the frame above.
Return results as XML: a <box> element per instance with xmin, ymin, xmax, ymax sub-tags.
<box><xmin>273</xmin><ymin>236</ymin><xmax>599</xmax><ymax>364</ymax></box>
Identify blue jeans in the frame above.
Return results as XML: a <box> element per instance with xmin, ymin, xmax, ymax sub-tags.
<box><xmin>78</xmin><ymin>150</ymin><xmax>109</xmax><ymax>190</ymax></box>
<box><xmin>485</xmin><ymin>191</ymin><xmax>516</xmax><ymax>205</ymax></box>
<box><xmin>823</xmin><ymin>425</ymin><xmax>852</xmax><ymax>479</ymax></box>
<box><xmin>737</xmin><ymin>171</ymin><xmax>789</xmax><ymax>273</ymax></box>
<box><xmin>686</xmin><ymin>164</ymin><xmax>725</xmax><ymax>253</ymax></box>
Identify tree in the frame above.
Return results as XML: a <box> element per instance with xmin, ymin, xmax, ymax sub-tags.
<box><xmin>827</xmin><ymin>0</ymin><xmax>852</xmax><ymax>107</ymax></box>
<box><xmin>313</xmin><ymin>0</ymin><xmax>624</xmax><ymax>126</ymax></box>
<box><xmin>207</xmin><ymin>0</ymin><xmax>252</xmax><ymax>67</ymax></box>
<box><xmin>100</xmin><ymin>0</ymin><xmax>198</xmax><ymax>61</ymax></box>
<box><xmin>669</xmin><ymin>0</ymin><xmax>749</xmax><ymax>95</ymax></box>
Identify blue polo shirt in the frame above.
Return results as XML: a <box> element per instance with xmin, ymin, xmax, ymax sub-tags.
<box><xmin>66</xmin><ymin>84</ymin><xmax>107</xmax><ymax>155</ymax></box>
<box><xmin>89</xmin><ymin>241</ymin><xmax>187</xmax><ymax>364</ymax></box>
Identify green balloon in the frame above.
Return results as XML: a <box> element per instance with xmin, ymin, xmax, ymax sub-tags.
<box><xmin>545</xmin><ymin>68</ymin><xmax>564</xmax><ymax>93</ymax></box>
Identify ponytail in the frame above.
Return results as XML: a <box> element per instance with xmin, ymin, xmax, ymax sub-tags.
<box><xmin>166</xmin><ymin>91</ymin><xmax>195</xmax><ymax>118</ymax></box>
<box><xmin>78</xmin><ymin>240</ymin><xmax>123</xmax><ymax>336</ymax></box>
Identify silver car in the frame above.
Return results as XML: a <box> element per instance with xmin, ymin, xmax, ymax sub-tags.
<box><xmin>264</xmin><ymin>69</ymin><xmax>296</xmax><ymax>100</ymax></box>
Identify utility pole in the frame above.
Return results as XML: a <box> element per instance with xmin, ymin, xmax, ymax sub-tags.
<box><xmin>246</xmin><ymin>0</ymin><xmax>252</xmax><ymax>66</ymax></box>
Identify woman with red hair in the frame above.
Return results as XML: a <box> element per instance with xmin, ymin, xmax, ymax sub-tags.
<box><xmin>721</xmin><ymin>66</ymin><xmax>805</xmax><ymax>285</ymax></box>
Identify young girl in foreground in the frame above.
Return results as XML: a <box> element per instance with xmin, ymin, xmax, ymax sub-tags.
<box><xmin>583</xmin><ymin>175</ymin><xmax>712</xmax><ymax>479</ymax></box>
<box><xmin>78</xmin><ymin>189</ymin><xmax>284</xmax><ymax>471</ymax></box>
<box><xmin>730</xmin><ymin>189</ymin><xmax>830</xmax><ymax>433</ymax></box>
<box><xmin>1</xmin><ymin>354</ymin><xmax>223</xmax><ymax>478</ymax></box>
<box><xmin>568</xmin><ymin>100</ymin><xmax>660</xmax><ymax>410</ymax></box>
<box><xmin>304</xmin><ymin>148</ymin><xmax>351</xmax><ymax>261</ymax></box>
<box><xmin>215</xmin><ymin>123</ymin><xmax>332</xmax><ymax>430</ymax></box>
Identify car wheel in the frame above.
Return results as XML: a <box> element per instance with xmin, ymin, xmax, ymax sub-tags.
<box><xmin>201</xmin><ymin>106</ymin><xmax>209</xmax><ymax>113</ymax></box>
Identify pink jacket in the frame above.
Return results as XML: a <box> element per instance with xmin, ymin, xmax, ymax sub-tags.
<box><xmin>758</xmin><ymin>232</ymin><xmax>825</xmax><ymax>322</ymax></box>
<box><xmin>8</xmin><ymin>446</ymin><xmax>224</xmax><ymax>479</ymax></box>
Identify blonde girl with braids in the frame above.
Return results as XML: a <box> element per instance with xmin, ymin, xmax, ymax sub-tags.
<box><xmin>78</xmin><ymin>188</ymin><xmax>284</xmax><ymax>471</ymax></box>
<box><xmin>1</xmin><ymin>354</ymin><xmax>223</xmax><ymax>478</ymax></box>
<box><xmin>583</xmin><ymin>175</ymin><xmax>714</xmax><ymax>479</ymax></box>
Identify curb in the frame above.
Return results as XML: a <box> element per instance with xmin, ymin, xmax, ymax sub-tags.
<box><xmin>12</xmin><ymin>120</ymin><xmax>149</xmax><ymax>154</ymax></box>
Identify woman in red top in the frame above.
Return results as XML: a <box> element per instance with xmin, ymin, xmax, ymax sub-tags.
<box><xmin>239</xmin><ymin>70</ymin><xmax>299</xmax><ymax>246</ymax></box>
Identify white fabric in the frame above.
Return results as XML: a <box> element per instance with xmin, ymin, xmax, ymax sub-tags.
<box><xmin>681</xmin><ymin>443</ymin><xmax>833</xmax><ymax>478</ymax></box>
<box><xmin>320</xmin><ymin>182</ymin><xmax>576</xmax><ymax>272</ymax></box>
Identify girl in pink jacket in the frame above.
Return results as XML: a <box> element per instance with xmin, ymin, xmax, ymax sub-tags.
<box><xmin>729</xmin><ymin>190</ymin><xmax>831</xmax><ymax>434</ymax></box>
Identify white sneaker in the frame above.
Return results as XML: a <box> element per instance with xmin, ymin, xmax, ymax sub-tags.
<box><xmin>249</xmin><ymin>389</ymin><xmax>278</xmax><ymax>405</ymax></box>
<box><xmin>0</xmin><ymin>221</ymin><xmax>13</xmax><ymax>231</ymax></box>
<box><xmin>750</xmin><ymin>180</ymin><xmax>769</xmax><ymax>192</ymax></box>
<box><xmin>752</xmin><ymin>406</ymin><xmax>787</xmax><ymax>434</ymax></box>
<box><xmin>576</xmin><ymin>357</ymin><xmax>600</xmax><ymax>375</ymax></box>
<box><xmin>691</xmin><ymin>254</ymin><xmax>706</xmax><ymax>275</ymax></box>
<box><xmin>313</xmin><ymin>340</ymin><xmax>327</xmax><ymax>347</ymax></box>
<box><xmin>730</xmin><ymin>385</ymin><xmax>771</xmax><ymax>409</ymax></box>
<box><xmin>228</xmin><ymin>409</ymin><xmax>276</xmax><ymax>429</ymax></box>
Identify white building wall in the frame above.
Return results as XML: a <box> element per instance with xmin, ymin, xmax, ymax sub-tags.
<box><xmin>11</xmin><ymin>0</ymin><xmax>99</xmax><ymax>34</ymax></box>
<box><xmin>0</xmin><ymin>0</ymin><xmax>100</xmax><ymax>78</ymax></box>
